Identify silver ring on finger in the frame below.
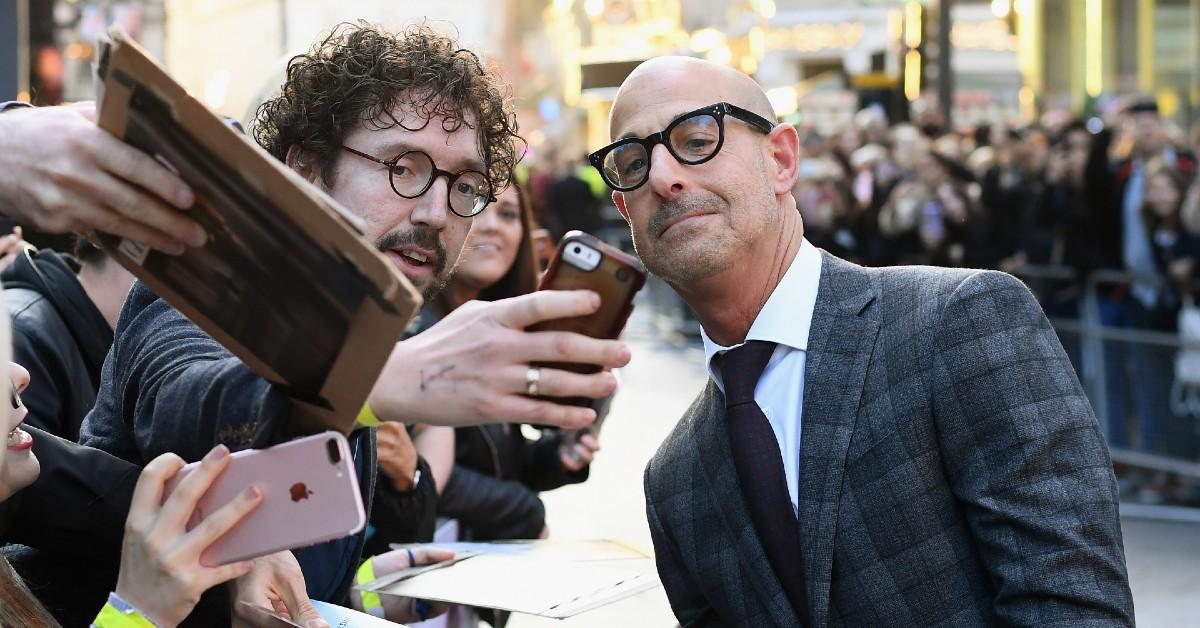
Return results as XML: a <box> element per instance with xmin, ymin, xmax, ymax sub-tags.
<box><xmin>525</xmin><ymin>366</ymin><xmax>541</xmax><ymax>396</ymax></box>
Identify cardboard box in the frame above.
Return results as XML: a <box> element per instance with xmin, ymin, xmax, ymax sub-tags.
<box><xmin>94</xmin><ymin>28</ymin><xmax>422</xmax><ymax>435</ymax></box>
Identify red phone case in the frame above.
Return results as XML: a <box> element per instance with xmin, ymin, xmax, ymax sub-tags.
<box><xmin>527</xmin><ymin>231</ymin><xmax>646</xmax><ymax>404</ymax></box>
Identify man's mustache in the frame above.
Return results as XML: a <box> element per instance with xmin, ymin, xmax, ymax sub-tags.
<box><xmin>376</xmin><ymin>228</ymin><xmax>447</xmax><ymax>275</ymax></box>
<box><xmin>648</xmin><ymin>193</ymin><xmax>719</xmax><ymax>237</ymax></box>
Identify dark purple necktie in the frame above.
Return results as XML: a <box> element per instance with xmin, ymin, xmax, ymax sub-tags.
<box><xmin>719</xmin><ymin>340</ymin><xmax>808</xmax><ymax>623</ymax></box>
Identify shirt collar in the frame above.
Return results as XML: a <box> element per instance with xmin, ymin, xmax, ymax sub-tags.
<box><xmin>701</xmin><ymin>238</ymin><xmax>822</xmax><ymax>386</ymax></box>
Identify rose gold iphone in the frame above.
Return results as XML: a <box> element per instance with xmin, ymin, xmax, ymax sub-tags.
<box><xmin>164</xmin><ymin>431</ymin><xmax>366</xmax><ymax>566</ymax></box>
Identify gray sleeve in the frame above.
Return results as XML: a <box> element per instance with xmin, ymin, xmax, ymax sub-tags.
<box><xmin>81</xmin><ymin>282</ymin><xmax>289</xmax><ymax>462</ymax></box>
<box><xmin>931</xmin><ymin>270</ymin><xmax>1135</xmax><ymax>626</ymax></box>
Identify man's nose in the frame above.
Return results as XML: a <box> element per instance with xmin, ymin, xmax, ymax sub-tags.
<box><xmin>409</xmin><ymin>175</ymin><xmax>451</xmax><ymax>230</ymax></box>
<box><xmin>645</xmin><ymin>144</ymin><xmax>687</xmax><ymax>198</ymax></box>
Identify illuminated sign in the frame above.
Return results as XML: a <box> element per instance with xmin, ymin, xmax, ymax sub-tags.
<box><xmin>762</xmin><ymin>23</ymin><xmax>866</xmax><ymax>52</ymax></box>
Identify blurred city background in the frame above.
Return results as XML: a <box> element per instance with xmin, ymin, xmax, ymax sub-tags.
<box><xmin>3</xmin><ymin>0</ymin><xmax>1200</xmax><ymax>625</ymax></box>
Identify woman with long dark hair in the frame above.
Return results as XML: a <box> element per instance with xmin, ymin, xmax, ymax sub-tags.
<box><xmin>414</xmin><ymin>178</ymin><xmax>601</xmax><ymax>540</ymax></box>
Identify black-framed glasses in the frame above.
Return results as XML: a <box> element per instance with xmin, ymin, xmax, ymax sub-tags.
<box><xmin>342</xmin><ymin>146</ymin><xmax>495</xmax><ymax>218</ymax></box>
<box><xmin>588</xmin><ymin>102</ymin><xmax>776</xmax><ymax>192</ymax></box>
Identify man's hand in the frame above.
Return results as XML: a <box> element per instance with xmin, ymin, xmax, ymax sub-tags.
<box><xmin>375</xmin><ymin>422</ymin><xmax>419</xmax><ymax>492</ymax></box>
<box><xmin>370</xmin><ymin>290</ymin><xmax>631</xmax><ymax>429</ymax></box>
<box><xmin>0</xmin><ymin>103</ymin><xmax>206</xmax><ymax>254</ymax></box>
<box><xmin>230</xmin><ymin>550</ymin><xmax>328</xmax><ymax>628</ymax></box>
<box><xmin>560</xmin><ymin>433</ymin><xmax>600</xmax><ymax>473</ymax></box>
<box><xmin>352</xmin><ymin>547</ymin><xmax>455</xmax><ymax>623</ymax></box>
<box><xmin>115</xmin><ymin>446</ymin><xmax>263</xmax><ymax>627</ymax></box>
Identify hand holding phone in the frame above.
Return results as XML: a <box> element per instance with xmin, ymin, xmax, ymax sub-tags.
<box><xmin>163</xmin><ymin>431</ymin><xmax>366</xmax><ymax>566</ymax></box>
<box><xmin>115</xmin><ymin>446</ymin><xmax>263</xmax><ymax>627</ymax></box>
<box><xmin>527</xmin><ymin>231</ymin><xmax>646</xmax><ymax>400</ymax></box>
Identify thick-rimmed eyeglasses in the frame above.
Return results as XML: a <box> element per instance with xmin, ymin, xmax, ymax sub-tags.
<box><xmin>341</xmin><ymin>146</ymin><xmax>495</xmax><ymax>218</ymax></box>
<box><xmin>588</xmin><ymin>102</ymin><xmax>776</xmax><ymax>192</ymax></box>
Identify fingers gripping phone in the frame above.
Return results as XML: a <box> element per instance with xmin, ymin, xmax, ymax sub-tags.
<box><xmin>164</xmin><ymin>431</ymin><xmax>366</xmax><ymax>566</ymax></box>
<box><xmin>527</xmin><ymin>231</ymin><xmax>646</xmax><ymax>405</ymax></box>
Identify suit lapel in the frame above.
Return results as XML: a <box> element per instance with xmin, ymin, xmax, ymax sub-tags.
<box><xmin>798</xmin><ymin>252</ymin><xmax>879</xmax><ymax>626</ymax></box>
<box><xmin>694</xmin><ymin>382</ymin><xmax>799</xmax><ymax>627</ymax></box>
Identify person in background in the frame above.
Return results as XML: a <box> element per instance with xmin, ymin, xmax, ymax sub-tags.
<box><xmin>1129</xmin><ymin>161</ymin><xmax>1200</xmax><ymax>463</ymax></box>
<box><xmin>546</xmin><ymin>157</ymin><xmax>601</xmax><ymax>241</ymax></box>
<box><xmin>424</xmin><ymin>179</ymin><xmax>600</xmax><ymax>545</ymax></box>
<box><xmin>0</xmin><ymin>101</ymin><xmax>326</xmax><ymax>627</ymax></box>
<box><xmin>403</xmin><ymin>177</ymin><xmax>601</xmax><ymax>628</ymax></box>
<box><xmin>2</xmin><ymin>238</ymin><xmax>134</xmax><ymax>440</ymax></box>
<box><xmin>0</xmin><ymin>352</ymin><xmax>320</xmax><ymax>627</ymax></box>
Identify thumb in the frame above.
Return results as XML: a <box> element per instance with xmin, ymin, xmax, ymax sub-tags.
<box><xmin>293</xmin><ymin>603</ymin><xmax>327</xmax><ymax>628</ymax></box>
<box><xmin>269</xmin><ymin>563</ymin><xmax>327</xmax><ymax>628</ymax></box>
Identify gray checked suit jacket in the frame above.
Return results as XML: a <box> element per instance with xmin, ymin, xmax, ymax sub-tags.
<box><xmin>644</xmin><ymin>251</ymin><xmax>1135</xmax><ymax>627</ymax></box>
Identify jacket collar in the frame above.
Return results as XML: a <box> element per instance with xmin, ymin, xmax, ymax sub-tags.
<box><xmin>4</xmin><ymin>249</ymin><xmax>114</xmax><ymax>386</ymax></box>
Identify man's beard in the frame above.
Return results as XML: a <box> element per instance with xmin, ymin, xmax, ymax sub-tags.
<box><xmin>375</xmin><ymin>227</ymin><xmax>452</xmax><ymax>302</ymax></box>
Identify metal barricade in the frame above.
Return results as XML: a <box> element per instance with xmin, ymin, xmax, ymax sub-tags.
<box><xmin>1012</xmin><ymin>265</ymin><xmax>1200</xmax><ymax>484</ymax></box>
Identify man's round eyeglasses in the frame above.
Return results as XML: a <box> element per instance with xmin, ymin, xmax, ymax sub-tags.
<box><xmin>587</xmin><ymin>102</ymin><xmax>776</xmax><ymax>192</ymax></box>
<box><xmin>341</xmin><ymin>146</ymin><xmax>495</xmax><ymax>218</ymax></box>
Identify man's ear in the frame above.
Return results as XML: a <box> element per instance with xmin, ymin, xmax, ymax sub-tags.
<box><xmin>285</xmin><ymin>145</ymin><xmax>322</xmax><ymax>186</ymax></box>
<box><xmin>612</xmin><ymin>191</ymin><xmax>630</xmax><ymax>222</ymax></box>
<box><xmin>766</xmin><ymin>123</ymin><xmax>801</xmax><ymax>195</ymax></box>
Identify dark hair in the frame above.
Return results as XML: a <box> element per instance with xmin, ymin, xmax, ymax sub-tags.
<box><xmin>72</xmin><ymin>235</ymin><xmax>108</xmax><ymax>266</ymax></box>
<box><xmin>1140</xmin><ymin>159</ymin><xmax>1189</xmax><ymax>230</ymax></box>
<box><xmin>0</xmin><ymin>556</ymin><xmax>58</xmax><ymax>628</ymax></box>
<box><xmin>252</xmin><ymin>22</ymin><xmax>521</xmax><ymax>193</ymax></box>
<box><xmin>434</xmin><ymin>177</ymin><xmax>539</xmax><ymax>313</ymax></box>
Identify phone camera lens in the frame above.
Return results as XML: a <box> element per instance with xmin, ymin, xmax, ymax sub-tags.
<box><xmin>326</xmin><ymin>439</ymin><xmax>342</xmax><ymax>465</ymax></box>
<box><xmin>572</xmin><ymin>246</ymin><xmax>582</xmax><ymax>254</ymax></box>
<box><xmin>615</xmin><ymin>268</ymin><xmax>630</xmax><ymax>282</ymax></box>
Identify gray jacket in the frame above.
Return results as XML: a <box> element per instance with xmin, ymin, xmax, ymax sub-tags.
<box><xmin>645</xmin><ymin>251</ymin><xmax>1134</xmax><ymax>627</ymax></box>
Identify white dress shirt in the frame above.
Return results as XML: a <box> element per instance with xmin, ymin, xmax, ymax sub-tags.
<box><xmin>701</xmin><ymin>238</ymin><xmax>822</xmax><ymax>515</ymax></box>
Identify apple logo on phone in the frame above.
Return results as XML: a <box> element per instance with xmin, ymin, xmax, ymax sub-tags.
<box><xmin>289</xmin><ymin>482</ymin><xmax>312</xmax><ymax>502</ymax></box>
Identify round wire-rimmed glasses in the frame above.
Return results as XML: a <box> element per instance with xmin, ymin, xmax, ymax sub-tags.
<box><xmin>341</xmin><ymin>146</ymin><xmax>495</xmax><ymax>217</ymax></box>
<box><xmin>588</xmin><ymin>102</ymin><xmax>776</xmax><ymax>192</ymax></box>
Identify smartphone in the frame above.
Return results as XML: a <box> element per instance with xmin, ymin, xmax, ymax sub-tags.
<box><xmin>527</xmin><ymin>231</ymin><xmax>646</xmax><ymax>404</ymax></box>
<box><xmin>164</xmin><ymin>431</ymin><xmax>366</xmax><ymax>567</ymax></box>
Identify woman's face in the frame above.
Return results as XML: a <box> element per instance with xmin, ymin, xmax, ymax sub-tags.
<box><xmin>1146</xmin><ymin>173</ymin><xmax>1181</xmax><ymax>218</ymax></box>
<box><xmin>455</xmin><ymin>185</ymin><xmax>524</xmax><ymax>290</ymax></box>
<box><xmin>1</xmin><ymin>362</ymin><xmax>37</xmax><ymax>503</ymax></box>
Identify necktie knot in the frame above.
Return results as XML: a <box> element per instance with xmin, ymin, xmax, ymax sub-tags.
<box><xmin>718</xmin><ymin>340</ymin><xmax>777</xmax><ymax>408</ymax></box>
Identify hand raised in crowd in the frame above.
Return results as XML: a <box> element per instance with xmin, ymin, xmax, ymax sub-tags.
<box><xmin>560</xmin><ymin>432</ymin><xmax>600</xmax><ymax>473</ymax></box>
<box><xmin>352</xmin><ymin>546</ymin><xmax>455</xmax><ymax>622</ymax></box>
<box><xmin>0</xmin><ymin>103</ymin><xmax>207</xmax><ymax>255</ymax></box>
<box><xmin>115</xmin><ymin>445</ymin><xmax>263</xmax><ymax>627</ymax></box>
<box><xmin>230</xmin><ymin>550</ymin><xmax>329</xmax><ymax>628</ymax></box>
<box><xmin>371</xmin><ymin>290</ymin><xmax>630</xmax><ymax>429</ymax></box>
<box><xmin>375</xmin><ymin>421</ymin><xmax>420</xmax><ymax>492</ymax></box>
<box><xmin>0</xmin><ymin>226</ymin><xmax>25</xmax><ymax>272</ymax></box>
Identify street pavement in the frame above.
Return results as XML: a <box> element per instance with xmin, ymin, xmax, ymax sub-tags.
<box><xmin>510</xmin><ymin>303</ymin><xmax>1200</xmax><ymax>628</ymax></box>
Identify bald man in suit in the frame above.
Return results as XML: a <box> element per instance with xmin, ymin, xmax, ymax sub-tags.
<box><xmin>589</xmin><ymin>57</ymin><xmax>1134</xmax><ymax>627</ymax></box>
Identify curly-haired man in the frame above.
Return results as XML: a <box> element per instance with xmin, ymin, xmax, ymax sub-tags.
<box><xmin>77</xmin><ymin>22</ymin><xmax>630</xmax><ymax>624</ymax></box>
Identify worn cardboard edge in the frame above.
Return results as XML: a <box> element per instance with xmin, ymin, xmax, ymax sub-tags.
<box><xmin>95</xmin><ymin>28</ymin><xmax>422</xmax><ymax>433</ymax></box>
